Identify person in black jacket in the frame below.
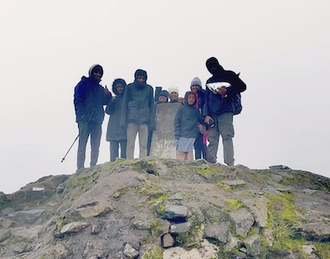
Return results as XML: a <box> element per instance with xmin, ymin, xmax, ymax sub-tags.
<box><xmin>121</xmin><ymin>69</ymin><xmax>155</xmax><ymax>159</ymax></box>
<box><xmin>74</xmin><ymin>64</ymin><xmax>111</xmax><ymax>171</ymax></box>
<box><xmin>174</xmin><ymin>91</ymin><xmax>204</xmax><ymax>161</ymax></box>
<box><xmin>105</xmin><ymin>78</ymin><xmax>127</xmax><ymax>162</ymax></box>
<box><xmin>203</xmin><ymin>57</ymin><xmax>247</xmax><ymax>166</ymax></box>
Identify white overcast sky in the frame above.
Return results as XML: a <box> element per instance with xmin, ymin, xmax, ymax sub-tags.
<box><xmin>1</xmin><ymin>0</ymin><xmax>329</xmax><ymax>194</ymax></box>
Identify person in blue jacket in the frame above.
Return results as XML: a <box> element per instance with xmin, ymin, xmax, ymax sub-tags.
<box><xmin>105</xmin><ymin>78</ymin><xmax>127</xmax><ymax>162</ymax></box>
<box><xmin>203</xmin><ymin>57</ymin><xmax>247</xmax><ymax>166</ymax></box>
<box><xmin>74</xmin><ymin>64</ymin><xmax>111</xmax><ymax>172</ymax></box>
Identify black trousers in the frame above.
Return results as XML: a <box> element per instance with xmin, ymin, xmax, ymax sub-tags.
<box><xmin>110</xmin><ymin>139</ymin><xmax>127</xmax><ymax>162</ymax></box>
<box><xmin>194</xmin><ymin>133</ymin><xmax>207</xmax><ymax>159</ymax></box>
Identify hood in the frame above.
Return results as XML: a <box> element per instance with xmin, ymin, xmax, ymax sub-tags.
<box><xmin>134</xmin><ymin>69</ymin><xmax>148</xmax><ymax>83</ymax></box>
<box><xmin>88</xmin><ymin>64</ymin><xmax>103</xmax><ymax>82</ymax></box>
<box><xmin>184</xmin><ymin>91</ymin><xmax>197</xmax><ymax>106</ymax></box>
<box><xmin>206</xmin><ymin>57</ymin><xmax>224</xmax><ymax>75</ymax></box>
<box><xmin>88</xmin><ymin>64</ymin><xmax>103</xmax><ymax>77</ymax></box>
<box><xmin>112</xmin><ymin>78</ymin><xmax>127</xmax><ymax>96</ymax></box>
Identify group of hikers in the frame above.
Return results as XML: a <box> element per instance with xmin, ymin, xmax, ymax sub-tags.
<box><xmin>73</xmin><ymin>57</ymin><xmax>247</xmax><ymax>173</ymax></box>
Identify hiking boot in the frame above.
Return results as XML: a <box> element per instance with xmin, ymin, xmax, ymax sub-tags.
<box><xmin>226</xmin><ymin>162</ymin><xmax>235</xmax><ymax>167</ymax></box>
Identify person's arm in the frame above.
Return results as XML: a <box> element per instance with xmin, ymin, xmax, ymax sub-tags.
<box><xmin>226</xmin><ymin>71</ymin><xmax>247</xmax><ymax>96</ymax></box>
<box><xmin>74</xmin><ymin>81</ymin><xmax>87</xmax><ymax>122</ymax></box>
<box><xmin>174</xmin><ymin>108</ymin><xmax>182</xmax><ymax>140</ymax></box>
<box><xmin>120</xmin><ymin>85</ymin><xmax>129</xmax><ymax>128</ymax></box>
<box><xmin>148</xmin><ymin>86</ymin><xmax>156</xmax><ymax>130</ymax></box>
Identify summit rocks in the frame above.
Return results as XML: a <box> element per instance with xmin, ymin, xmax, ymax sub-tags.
<box><xmin>0</xmin><ymin>158</ymin><xmax>329</xmax><ymax>258</ymax></box>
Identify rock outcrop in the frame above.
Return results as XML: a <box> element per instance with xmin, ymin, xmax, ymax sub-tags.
<box><xmin>0</xmin><ymin>158</ymin><xmax>329</xmax><ymax>258</ymax></box>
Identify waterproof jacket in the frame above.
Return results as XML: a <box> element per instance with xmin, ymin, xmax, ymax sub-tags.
<box><xmin>74</xmin><ymin>76</ymin><xmax>111</xmax><ymax>123</ymax></box>
<box><xmin>174</xmin><ymin>92</ymin><xmax>204</xmax><ymax>140</ymax></box>
<box><xmin>105</xmin><ymin>79</ymin><xmax>127</xmax><ymax>141</ymax></box>
<box><xmin>121</xmin><ymin>70</ymin><xmax>155</xmax><ymax>128</ymax></box>
<box><xmin>203</xmin><ymin>69</ymin><xmax>246</xmax><ymax>117</ymax></box>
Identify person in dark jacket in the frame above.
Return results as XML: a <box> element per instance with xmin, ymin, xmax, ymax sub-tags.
<box><xmin>121</xmin><ymin>69</ymin><xmax>155</xmax><ymax>159</ymax></box>
<box><xmin>74</xmin><ymin>64</ymin><xmax>111</xmax><ymax>171</ymax></box>
<box><xmin>105</xmin><ymin>78</ymin><xmax>127</xmax><ymax>162</ymax></box>
<box><xmin>190</xmin><ymin>77</ymin><xmax>207</xmax><ymax>160</ymax></box>
<box><xmin>174</xmin><ymin>91</ymin><xmax>204</xmax><ymax>161</ymax></box>
<box><xmin>203</xmin><ymin>57</ymin><xmax>247</xmax><ymax>166</ymax></box>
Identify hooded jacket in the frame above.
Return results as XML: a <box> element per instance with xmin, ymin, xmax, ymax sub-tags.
<box><xmin>203</xmin><ymin>57</ymin><xmax>247</xmax><ymax>116</ymax></box>
<box><xmin>74</xmin><ymin>64</ymin><xmax>111</xmax><ymax>123</ymax></box>
<box><xmin>120</xmin><ymin>69</ymin><xmax>155</xmax><ymax>128</ymax></box>
<box><xmin>105</xmin><ymin>78</ymin><xmax>127</xmax><ymax>141</ymax></box>
<box><xmin>174</xmin><ymin>91</ymin><xmax>204</xmax><ymax>139</ymax></box>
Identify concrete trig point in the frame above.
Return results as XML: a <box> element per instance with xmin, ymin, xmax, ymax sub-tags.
<box><xmin>150</xmin><ymin>103</ymin><xmax>181</xmax><ymax>158</ymax></box>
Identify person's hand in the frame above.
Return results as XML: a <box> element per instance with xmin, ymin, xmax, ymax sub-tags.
<box><xmin>204</xmin><ymin>116</ymin><xmax>212</xmax><ymax>124</ymax></box>
<box><xmin>218</xmin><ymin>86</ymin><xmax>227</xmax><ymax>97</ymax></box>
<box><xmin>104</xmin><ymin>85</ymin><xmax>111</xmax><ymax>95</ymax></box>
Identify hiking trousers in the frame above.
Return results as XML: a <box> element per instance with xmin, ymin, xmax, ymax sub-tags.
<box><xmin>126</xmin><ymin>123</ymin><xmax>148</xmax><ymax>159</ymax></box>
<box><xmin>77</xmin><ymin>121</ymin><xmax>102</xmax><ymax>169</ymax></box>
<box><xmin>207</xmin><ymin>112</ymin><xmax>235</xmax><ymax>165</ymax></box>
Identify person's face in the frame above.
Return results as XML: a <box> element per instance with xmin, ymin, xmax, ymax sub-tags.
<box><xmin>170</xmin><ymin>92</ymin><xmax>178</xmax><ymax>101</ymax></box>
<box><xmin>158</xmin><ymin>96</ymin><xmax>167</xmax><ymax>103</ymax></box>
<box><xmin>137</xmin><ymin>75</ymin><xmax>145</xmax><ymax>84</ymax></box>
<box><xmin>187</xmin><ymin>94</ymin><xmax>196</xmax><ymax>105</ymax></box>
<box><xmin>93</xmin><ymin>70</ymin><xmax>102</xmax><ymax>80</ymax></box>
<box><xmin>191</xmin><ymin>85</ymin><xmax>200</xmax><ymax>93</ymax></box>
<box><xmin>116</xmin><ymin>85</ymin><xmax>124</xmax><ymax>94</ymax></box>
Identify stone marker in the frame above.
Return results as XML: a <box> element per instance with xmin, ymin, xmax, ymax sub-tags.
<box><xmin>150</xmin><ymin>103</ymin><xmax>181</xmax><ymax>158</ymax></box>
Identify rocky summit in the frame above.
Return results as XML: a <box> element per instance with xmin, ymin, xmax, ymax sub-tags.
<box><xmin>0</xmin><ymin>158</ymin><xmax>330</xmax><ymax>259</ymax></box>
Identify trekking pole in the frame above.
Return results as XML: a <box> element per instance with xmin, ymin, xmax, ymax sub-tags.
<box><xmin>61</xmin><ymin>119</ymin><xmax>90</xmax><ymax>163</ymax></box>
<box><xmin>61</xmin><ymin>134</ymin><xmax>79</xmax><ymax>163</ymax></box>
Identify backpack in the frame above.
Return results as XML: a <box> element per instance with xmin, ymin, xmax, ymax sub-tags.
<box><xmin>232</xmin><ymin>93</ymin><xmax>242</xmax><ymax>115</ymax></box>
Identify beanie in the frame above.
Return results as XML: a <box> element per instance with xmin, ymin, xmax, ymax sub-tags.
<box><xmin>168</xmin><ymin>86</ymin><xmax>179</xmax><ymax>95</ymax></box>
<box><xmin>190</xmin><ymin>77</ymin><xmax>202</xmax><ymax>89</ymax></box>
<box><xmin>159</xmin><ymin>90</ymin><xmax>169</xmax><ymax>98</ymax></box>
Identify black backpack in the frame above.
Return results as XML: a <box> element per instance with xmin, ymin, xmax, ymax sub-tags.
<box><xmin>232</xmin><ymin>93</ymin><xmax>242</xmax><ymax>115</ymax></box>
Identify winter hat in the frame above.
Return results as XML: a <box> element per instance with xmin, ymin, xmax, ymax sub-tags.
<box><xmin>89</xmin><ymin>64</ymin><xmax>103</xmax><ymax>77</ymax></box>
<box><xmin>158</xmin><ymin>90</ymin><xmax>169</xmax><ymax>101</ymax></box>
<box><xmin>190</xmin><ymin>77</ymin><xmax>202</xmax><ymax>89</ymax></box>
<box><xmin>168</xmin><ymin>86</ymin><xmax>179</xmax><ymax>95</ymax></box>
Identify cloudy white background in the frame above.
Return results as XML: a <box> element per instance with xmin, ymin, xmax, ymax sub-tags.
<box><xmin>1</xmin><ymin>0</ymin><xmax>329</xmax><ymax>194</ymax></box>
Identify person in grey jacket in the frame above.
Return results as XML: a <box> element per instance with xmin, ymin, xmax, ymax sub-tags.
<box><xmin>120</xmin><ymin>69</ymin><xmax>155</xmax><ymax>159</ymax></box>
<box><xmin>174</xmin><ymin>91</ymin><xmax>204</xmax><ymax>160</ymax></box>
<box><xmin>73</xmin><ymin>64</ymin><xmax>111</xmax><ymax>171</ymax></box>
<box><xmin>105</xmin><ymin>78</ymin><xmax>127</xmax><ymax>162</ymax></box>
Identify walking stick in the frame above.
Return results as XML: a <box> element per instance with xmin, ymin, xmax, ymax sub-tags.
<box><xmin>61</xmin><ymin>134</ymin><xmax>79</xmax><ymax>163</ymax></box>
